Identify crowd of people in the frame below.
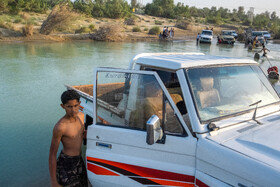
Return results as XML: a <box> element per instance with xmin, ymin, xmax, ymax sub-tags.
<box><xmin>159</xmin><ymin>26</ymin><xmax>175</xmax><ymax>39</ymax></box>
<box><xmin>244</xmin><ymin>35</ymin><xmax>269</xmax><ymax>57</ymax></box>
<box><xmin>245</xmin><ymin>35</ymin><xmax>267</xmax><ymax>49</ymax></box>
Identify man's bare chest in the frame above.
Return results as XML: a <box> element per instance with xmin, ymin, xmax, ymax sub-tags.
<box><xmin>63</xmin><ymin>123</ymin><xmax>83</xmax><ymax>140</ymax></box>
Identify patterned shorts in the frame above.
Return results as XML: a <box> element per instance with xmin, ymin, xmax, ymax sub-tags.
<box><xmin>56</xmin><ymin>151</ymin><xmax>88</xmax><ymax>187</ymax></box>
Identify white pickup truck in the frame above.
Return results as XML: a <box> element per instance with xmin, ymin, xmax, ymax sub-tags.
<box><xmin>67</xmin><ymin>53</ymin><xmax>280</xmax><ymax>187</ymax></box>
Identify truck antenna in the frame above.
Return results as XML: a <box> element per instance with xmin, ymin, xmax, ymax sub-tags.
<box><xmin>249</xmin><ymin>100</ymin><xmax>262</xmax><ymax>125</ymax></box>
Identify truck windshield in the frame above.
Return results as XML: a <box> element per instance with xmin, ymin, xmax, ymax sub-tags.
<box><xmin>252</xmin><ymin>32</ymin><xmax>263</xmax><ymax>37</ymax></box>
<box><xmin>186</xmin><ymin>65</ymin><xmax>280</xmax><ymax>122</ymax></box>
<box><xmin>222</xmin><ymin>31</ymin><xmax>232</xmax><ymax>35</ymax></box>
<box><xmin>202</xmin><ymin>31</ymin><xmax>212</xmax><ymax>35</ymax></box>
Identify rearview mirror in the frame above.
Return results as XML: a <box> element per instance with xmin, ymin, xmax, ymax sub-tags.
<box><xmin>146</xmin><ymin>115</ymin><xmax>163</xmax><ymax>145</ymax></box>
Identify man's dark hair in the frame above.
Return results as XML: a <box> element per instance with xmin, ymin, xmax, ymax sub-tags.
<box><xmin>61</xmin><ymin>90</ymin><xmax>80</xmax><ymax>104</ymax></box>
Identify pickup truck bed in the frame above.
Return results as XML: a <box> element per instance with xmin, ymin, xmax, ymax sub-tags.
<box><xmin>67</xmin><ymin>83</ymin><xmax>125</xmax><ymax>105</ymax></box>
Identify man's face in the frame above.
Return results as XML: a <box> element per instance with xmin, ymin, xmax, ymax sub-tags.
<box><xmin>61</xmin><ymin>99</ymin><xmax>81</xmax><ymax>117</ymax></box>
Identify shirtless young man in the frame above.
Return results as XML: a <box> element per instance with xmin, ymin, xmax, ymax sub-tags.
<box><xmin>259</xmin><ymin>44</ymin><xmax>270</xmax><ymax>57</ymax></box>
<box><xmin>49</xmin><ymin>90</ymin><xmax>88</xmax><ymax>187</ymax></box>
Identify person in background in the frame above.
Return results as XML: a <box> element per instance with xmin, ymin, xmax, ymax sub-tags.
<box><xmin>163</xmin><ymin>26</ymin><xmax>166</xmax><ymax>33</ymax></box>
<box><xmin>49</xmin><ymin>90</ymin><xmax>88</xmax><ymax>187</ymax></box>
<box><xmin>196</xmin><ymin>33</ymin><xmax>200</xmax><ymax>45</ymax></box>
<box><xmin>253</xmin><ymin>36</ymin><xmax>258</xmax><ymax>48</ymax></box>
<box><xmin>169</xmin><ymin>27</ymin><xmax>173</xmax><ymax>38</ymax></box>
<box><xmin>259</xmin><ymin>44</ymin><xmax>270</xmax><ymax>57</ymax></box>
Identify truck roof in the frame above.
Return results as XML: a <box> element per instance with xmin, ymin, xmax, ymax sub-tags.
<box><xmin>129</xmin><ymin>53</ymin><xmax>257</xmax><ymax>70</ymax></box>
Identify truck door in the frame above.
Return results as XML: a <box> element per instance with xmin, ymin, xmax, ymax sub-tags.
<box><xmin>86</xmin><ymin>68</ymin><xmax>197</xmax><ymax>187</ymax></box>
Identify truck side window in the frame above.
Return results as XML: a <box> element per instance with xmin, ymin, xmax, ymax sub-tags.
<box><xmin>143</xmin><ymin>68</ymin><xmax>190</xmax><ymax>134</ymax></box>
<box><xmin>95</xmin><ymin>71</ymin><xmax>186</xmax><ymax>136</ymax></box>
<box><xmin>143</xmin><ymin>68</ymin><xmax>186</xmax><ymax>112</ymax></box>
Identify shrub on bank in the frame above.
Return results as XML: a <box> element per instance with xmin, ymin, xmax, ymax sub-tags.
<box><xmin>175</xmin><ymin>19</ymin><xmax>189</xmax><ymax>30</ymax></box>
<box><xmin>89</xmin><ymin>24</ymin><xmax>95</xmax><ymax>31</ymax></box>
<box><xmin>132</xmin><ymin>26</ymin><xmax>141</xmax><ymax>32</ymax></box>
<box><xmin>40</xmin><ymin>5</ymin><xmax>78</xmax><ymax>35</ymax></box>
<box><xmin>13</xmin><ymin>18</ymin><xmax>22</xmax><ymax>23</ymax></box>
<box><xmin>75</xmin><ymin>27</ymin><xmax>91</xmax><ymax>34</ymax></box>
<box><xmin>90</xmin><ymin>25</ymin><xmax>125</xmax><ymax>41</ymax></box>
<box><xmin>124</xmin><ymin>18</ymin><xmax>135</xmax><ymax>25</ymax></box>
<box><xmin>22</xmin><ymin>24</ymin><xmax>33</xmax><ymax>36</ymax></box>
<box><xmin>155</xmin><ymin>20</ymin><xmax>163</xmax><ymax>25</ymax></box>
<box><xmin>148</xmin><ymin>26</ymin><xmax>160</xmax><ymax>35</ymax></box>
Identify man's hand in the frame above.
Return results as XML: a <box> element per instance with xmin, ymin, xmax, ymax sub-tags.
<box><xmin>51</xmin><ymin>180</ymin><xmax>62</xmax><ymax>187</ymax></box>
<box><xmin>83</xmin><ymin>129</ymin><xmax>87</xmax><ymax>139</ymax></box>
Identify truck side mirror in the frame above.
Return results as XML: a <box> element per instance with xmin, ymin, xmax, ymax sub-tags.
<box><xmin>146</xmin><ymin>115</ymin><xmax>163</xmax><ymax>145</ymax></box>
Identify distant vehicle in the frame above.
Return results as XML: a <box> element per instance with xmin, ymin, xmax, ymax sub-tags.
<box><xmin>200</xmin><ymin>30</ymin><xmax>213</xmax><ymax>43</ymax></box>
<box><xmin>261</xmin><ymin>31</ymin><xmax>271</xmax><ymax>40</ymax></box>
<box><xmin>219</xmin><ymin>30</ymin><xmax>235</xmax><ymax>44</ymax></box>
<box><xmin>251</xmin><ymin>31</ymin><xmax>266</xmax><ymax>44</ymax></box>
<box><xmin>231</xmin><ymin>30</ymin><xmax>238</xmax><ymax>38</ymax></box>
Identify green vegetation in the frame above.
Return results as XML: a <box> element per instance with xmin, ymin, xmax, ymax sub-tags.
<box><xmin>75</xmin><ymin>26</ymin><xmax>91</xmax><ymax>34</ymax></box>
<box><xmin>40</xmin><ymin>5</ymin><xmax>79</xmax><ymax>35</ymax></box>
<box><xmin>0</xmin><ymin>0</ymin><xmax>52</xmax><ymax>14</ymax></box>
<box><xmin>124</xmin><ymin>17</ymin><xmax>136</xmax><ymax>25</ymax></box>
<box><xmin>175</xmin><ymin>19</ymin><xmax>189</xmax><ymax>30</ymax></box>
<box><xmin>22</xmin><ymin>23</ymin><xmax>33</xmax><ymax>36</ymax></box>
<box><xmin>132</xmin><ymin>26</ymin><xmax>141</xmax><ymax>32</ymax></box>
<box><xmin>0</xmin><ymin>0</ymin><xmax>131</xmax><ymax>18</ymax></box>
<box><xmin>145</xmin><ymin>0</ymin><xmax>280</xmax><ymax>36</ymax></box>
<box><xmin>89</xmin><ymin>0</ymin><xmax>131</xmax><ymax>19</ymax></box>
<box><xmin>148</xmin><ymin>26</ymin><xmax>160</xmax><ymax>35</ymax></box>
<box><xmin>13</xmin><ymin>18</ymin><xmax>22</xmax><ymax>23</ymax></box>
<box><xmin>89</xmin><ymin>24</ymin><xmax>95</xmax><ymax>31</ymax></box>
<box><xmin>154</xmin><ymin>20</ymin><xmax>163</xmax><ymax>25</ymax></box>
<box><xmin>1</xmin><ymin>0</ymin><xmax>280</xmax><ymax>38</ymax></box>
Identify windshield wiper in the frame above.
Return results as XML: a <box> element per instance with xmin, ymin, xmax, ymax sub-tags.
<box><xmin>249</xmin><ymin>100</ymin><xmax>262</xmax><ymax>125</ymax></box>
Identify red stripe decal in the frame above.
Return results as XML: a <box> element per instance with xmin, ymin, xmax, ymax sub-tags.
<box><xmin>195</xmin><ymin>179</ymin><xmax>209</xmax><ymax>187</ymax></box>
<box><xmin>87</xmin><ymin>162</ymin><xmax>119</xmax><ymax>176</ymax></box>
<box><xmin>87</xmin><ymin>157</ymin><xmax>194</xmax><ymax>183</ymax></box>
<box><xmin>146</xmin><ymin>178</ymin><xmax>194</xmax><ymax>187</ymax></box>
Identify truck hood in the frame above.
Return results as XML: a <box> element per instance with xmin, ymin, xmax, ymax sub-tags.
<box><xmin>208</xmin><ymin>113</ymin><xmax>280</xmax><ymax>170</ymax></box>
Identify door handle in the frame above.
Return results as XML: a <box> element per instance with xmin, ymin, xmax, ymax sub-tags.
<box><xmin>96</xmin><ymin>142</ymin><xmax>112</xmax><ymax>149</ymax></box>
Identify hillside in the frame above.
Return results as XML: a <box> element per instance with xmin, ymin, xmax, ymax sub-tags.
<box><xmin>0</xmin><ymin>12</ymin><xmax>240</xmax><ymax>42</ymax></box>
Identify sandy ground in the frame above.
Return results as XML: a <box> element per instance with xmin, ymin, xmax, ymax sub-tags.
<box><xmin>0</xmin><ymin>13</ymin><xmax>237</xmax><ymax>42</ymax></box>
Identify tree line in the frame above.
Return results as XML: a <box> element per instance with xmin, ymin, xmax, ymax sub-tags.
<box><xmin>0</xmin><ymin>0</ymin><xmax>131</xmax><ymax>19</ymax></box>
<box><xmin>1</xmin><ymin>0</ymin><xmax>280</xmax><ymax>36</ymax></box>
<box><xmin>145</xmin><ymin>0</ymin><xmax>280</xmax><ymax>30</ymax></box>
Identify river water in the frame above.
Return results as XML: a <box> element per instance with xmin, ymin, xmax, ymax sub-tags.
<box><xmin>1</xmin><ymin>39</ymin><xmax>280</xmax><ymax>186</ymax></box>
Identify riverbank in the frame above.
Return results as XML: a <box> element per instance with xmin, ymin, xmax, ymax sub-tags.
<box><xmin>0</xmin><ymin>13</ymin><xmax>241</xmax><ymax>42</ymax></box>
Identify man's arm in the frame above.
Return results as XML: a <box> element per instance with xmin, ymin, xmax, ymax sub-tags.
<box><xmin>78</xmin><ymin>112</ymin><xmax>87</xmax><ymax>139</ymax></box>
<box><xmin>49</xmin><ymin>124</ymin><xmax>64</xmax><ymax>187</ymax></box>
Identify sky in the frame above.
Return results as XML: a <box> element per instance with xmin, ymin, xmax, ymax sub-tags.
<box><xmin>139</xmin><ymin>0</ymin><xmax>280</xmax><ymax>16</ymax></box>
